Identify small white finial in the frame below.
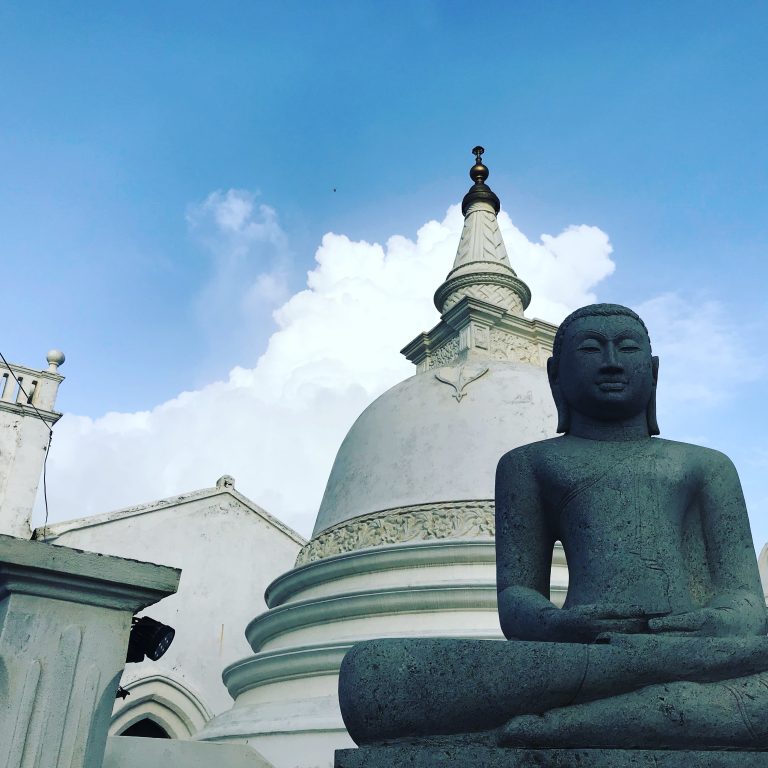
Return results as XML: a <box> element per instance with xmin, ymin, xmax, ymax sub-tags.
<box><xmin>46</xmin><ymin>349</ymin><xmax>65</xmax><ymax>372</ymax></box>
<box><xmin>217</xmin><ymin>475</ymin><xmax>235</xmax><ymax>489</ymax></box>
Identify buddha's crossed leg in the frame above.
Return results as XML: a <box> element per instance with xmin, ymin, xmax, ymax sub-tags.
<box><xmin>500</xmin><ymin>671</ymin><xmax>768</xmax><ymax>749</ymax></box>
<box><xmin>339</xmin><ymin>635</ymin><xmax>768</xmax><ymax>747</ymax></box>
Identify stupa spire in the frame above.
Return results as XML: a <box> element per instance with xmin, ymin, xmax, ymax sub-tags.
<box><xmin>433</xmin><ymin>147</ymin><xmax>531</xmax><ymax>316</ymax></box>
<box><xmin>402</xmin><ymin>149</ymin><xmax>556</xmax><ymax>373</ymax></box>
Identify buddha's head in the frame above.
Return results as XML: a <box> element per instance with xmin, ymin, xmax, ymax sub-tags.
<box><xmin>547</xmin><ymin>303</ymin><xmax>660</xmax><ymax>435</ymax></box>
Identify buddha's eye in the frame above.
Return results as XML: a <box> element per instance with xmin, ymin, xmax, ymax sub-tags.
<box><xmin>577</xmin><ymin>343</ymin><xmax>601</xmax><ymax>353</ymax></box>
<box><xmin>618</xmin><ymin>342</ymin><xmax>641</xmax><ymax>353</ymax></box>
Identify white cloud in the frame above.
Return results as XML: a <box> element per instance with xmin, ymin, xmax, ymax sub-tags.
<box><xmin>40</xmin><ymin>198</ymin><xmax>617</xmax><ymax>537</ymax></box>
<box><xmin>636</xmin><ymin>293</ymin><xmax>760</xmax><ymax>408</ymax></box>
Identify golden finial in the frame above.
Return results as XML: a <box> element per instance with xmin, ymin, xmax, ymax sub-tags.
<box><xmin>462</xmin><ymin>146</ymin><xmax>499</xmax><ymax>215</ymax></box>
<box><xmin>470</xmin><ymin>146</ymin><xmax>489</xmax><ymax>184</ymax></box>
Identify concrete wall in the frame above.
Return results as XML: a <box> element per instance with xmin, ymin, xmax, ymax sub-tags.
<box><xmin>104</xmin><ymin>736</ymin><xmax>273</xmax><ymax>768</ymax></box>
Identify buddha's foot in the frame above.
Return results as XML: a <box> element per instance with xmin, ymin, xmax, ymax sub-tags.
<box><xmin>498</xmin><ymin>677</ymin><xmax>768</xmax><ymax>750</ymax></box>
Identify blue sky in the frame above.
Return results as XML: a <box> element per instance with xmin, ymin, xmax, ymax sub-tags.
<box><xmin>3</xmin><ymin>2</ymin><xmax>768</xmax><ymax>544</ymax></box>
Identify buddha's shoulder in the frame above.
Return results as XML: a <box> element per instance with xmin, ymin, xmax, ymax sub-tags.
<box><xmin>497</xmin><ymin>437</ymin><xmax>568</xmax><ymax>471</ymax></box>
<box><xmin>650</xmin><ymin>437</ymin><xmax>736</xmax><ymax>472</ymax></box>
<box><xmin>498</xmin><ymin>437</ymin><xmax>736</xmax><ymax>474</ymax></box>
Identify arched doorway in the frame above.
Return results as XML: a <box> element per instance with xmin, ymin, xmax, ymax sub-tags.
<box><xmin>120</xmin><ymin>718</ymin><xmax>171</xmax><ymax>739</ymax></box>
<box><xmin>110</xmin><ymin>674</ymin><xmax>213</xmax><ymax>739</ymax></box>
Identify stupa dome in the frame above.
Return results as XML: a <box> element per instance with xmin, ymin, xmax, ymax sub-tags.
<box><xmin>313</xmin><ymin>359</ymin><xmax>556</xmax><ymax>537</ymax></box>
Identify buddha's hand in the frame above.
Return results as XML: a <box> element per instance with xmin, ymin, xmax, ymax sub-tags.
<box><xmin>545</xmin><ymin>604</ymin><xmax>650</xmax><ymax>643</ymax></box>
<box><xmin>649</xmin><ymin>597</ymin><xmax>767</xmax><ymax>637</ymax></box>
<box><xmin>648</xmin><ymin>609</ymin><xmax>732</xmax><ymax>636</ymax></box>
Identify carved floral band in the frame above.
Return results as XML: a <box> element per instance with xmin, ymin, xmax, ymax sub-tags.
<box><xmin>295</xmin><ymin>500</ymin><xmax>495</xmax><ymax>566</ymax></box>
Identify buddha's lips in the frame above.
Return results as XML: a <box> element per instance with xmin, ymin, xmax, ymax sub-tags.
<box><xmin>597</xmin><ymin>380</ymin><xmax>627</xmax><ymax>391</ymax></box>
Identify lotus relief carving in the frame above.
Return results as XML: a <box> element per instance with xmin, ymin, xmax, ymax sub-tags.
<box><xmin>434</xmin><ymin>364</ymin><xmax>489</xmax><ymax>402</ymax></box>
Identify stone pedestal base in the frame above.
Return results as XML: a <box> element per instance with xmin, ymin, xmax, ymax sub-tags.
<box><xmin>335</xmin><ymin>745</ymin><xmax>768</xmax><ymax>767</ymax></box>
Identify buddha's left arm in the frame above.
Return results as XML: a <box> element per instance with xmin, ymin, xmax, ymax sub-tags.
<box><xmin>652</xmin><ymin>452</ymin><xmax>767</xmax><ymax>636</ymax></box>
<box><xmin>699</xmin><ymin>452</ymin><xmax>766</xmax><ymax>633</ymax></box>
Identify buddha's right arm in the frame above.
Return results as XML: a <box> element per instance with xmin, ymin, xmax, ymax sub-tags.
<box><xmin>495</xmin><ymin>449</ymin><xmax>560</xmax><ymax>640</ymax></box>
<box><xmin>497</xmin><ymin>585</ymin><xmax>566</xmax><ymax>641</ymax></box>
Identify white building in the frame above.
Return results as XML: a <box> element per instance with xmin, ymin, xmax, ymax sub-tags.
<box><xmin>0</xmin><ymin>352</ymin><xmax>279</xmax><ymax>767</ymax></box>
<box><xmin>38</xmin><ymin>477</ymin><xmax>305</xmax><ymax>741</ymax></box>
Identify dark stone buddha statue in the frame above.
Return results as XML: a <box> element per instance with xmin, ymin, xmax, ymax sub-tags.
<box><xmin>336</xmin><ymin>304</ymin><xmax>768</xmax><ymax>762</ymax></box>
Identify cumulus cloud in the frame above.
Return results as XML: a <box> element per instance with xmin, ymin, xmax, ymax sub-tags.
<box><xmin>40</xmin><ymin>198</ymin><xmax>618</xmax><ymax>536</ymax></box>
<box><xmin>187</xmin><ymin>190</ymin><xmax>292</xmax><ymax>348</ymax></box>
<box><xmin>502</xmin><ymin>220</ymin><xmax>615</xmax><ymax>322</ymax></box>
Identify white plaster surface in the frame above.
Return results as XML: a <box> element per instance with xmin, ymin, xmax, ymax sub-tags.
<box><xmin>37</xmin><ymin>482</ymin><xmax>304</xmax><ymax>733</ymax></box>
<box><xmin>0</xmin><ymin>535</ymin><xmax>179</xmax><ymax>768</ymax></box>
<box><xmin>0</xmin><ymin>412</ymin><xmax>51</xmax><ymax>538</ymax></box>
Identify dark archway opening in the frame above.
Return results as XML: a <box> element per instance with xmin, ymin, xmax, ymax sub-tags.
<box><xmin>121</xmin><ymin>718</ymin><xmax>171</xmax><ymax>739</ymax></box>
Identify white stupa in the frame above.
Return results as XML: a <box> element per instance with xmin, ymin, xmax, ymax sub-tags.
<box><xmin>197</xmin><ymin>149</ymin><xmax>568</xmax><ymax>768</ymax></box>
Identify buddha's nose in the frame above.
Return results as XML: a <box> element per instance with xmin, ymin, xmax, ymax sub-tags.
<box><xmin>601</xmin><ymin>344</ymin><xmax>622</xmax><ymax>370</ymax></box>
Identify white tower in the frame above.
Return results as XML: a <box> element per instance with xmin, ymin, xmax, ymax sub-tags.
<box><xmin>0</xmin><ymin>349</ymin><xmax>65</xmax><ymax>537</ymax></box>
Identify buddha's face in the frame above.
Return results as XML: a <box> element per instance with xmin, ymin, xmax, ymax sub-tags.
<box><xmin>553</xmin><ymin>313</ymin><xmax>656</xmax><ymax>424</ymax></box>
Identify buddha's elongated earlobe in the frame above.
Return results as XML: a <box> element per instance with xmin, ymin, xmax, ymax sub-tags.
<box><xmin>552</xmin><ymin>387</ymin><xmax>570</xmax><ymax>434</ymax></box>
<box><xmin>547</xmin><ymin>357</ymin><xmax>570</xmax><ymax>434</ymax></box>
<box><xmin>647</xmin><ymin>355</ymin><xmax>660</xmax><ymax>436</ymax></box>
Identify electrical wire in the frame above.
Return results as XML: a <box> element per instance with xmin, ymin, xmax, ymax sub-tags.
<box><xmin>0</xmin><ymin>350</ymin><xmax>55</xmax><ymax>538</ymax></box>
